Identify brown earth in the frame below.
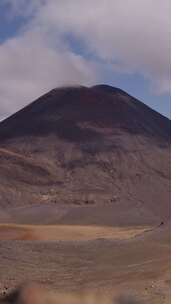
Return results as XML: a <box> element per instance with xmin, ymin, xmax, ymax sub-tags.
<box><xmin>0</xmin><ymin>224</ymin><xmax>151</xmax><ymax>241</ymax></box>
<box><xmin>0</xmin><ymin>85</ymin><xmax>170</xmax><ymax>225</ymax></box>
<box><xmin>0</xmin><ymin>85</ymin><xmax>171</xmax><ymax>303</ymax></box>
<box><xmin>0</xmin><ymin>224</ymin><xmax>171</xmax><ymax>304</ymax></box>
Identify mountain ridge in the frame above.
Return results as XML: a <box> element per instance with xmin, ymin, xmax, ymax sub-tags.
<box><xmin>0</xmin><ymin>84</ymin><xmax>170</xmax><ymax>225</ymax></box>
<box><xmin>0</xmin><ymin>85</ymin><xmax>171</xmax><ymax>143</ymax></box>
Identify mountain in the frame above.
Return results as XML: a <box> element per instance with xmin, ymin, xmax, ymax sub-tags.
<box><xmin>0</xmin><ymin>85</ymin><xmax>170</xmax><ymax>225</ymax></box>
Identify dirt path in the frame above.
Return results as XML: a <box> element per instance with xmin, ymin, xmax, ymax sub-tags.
<box><xmin>0</xmin><ymin>224</ymin><xmax>151</xmax><ymax>241</ymax></box>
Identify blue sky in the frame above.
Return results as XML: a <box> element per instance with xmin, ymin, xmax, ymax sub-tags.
<box><xmin>0</xmin><ymin>8</ymin><xmax>20</xmax><ymax>43</ymax></box>
<box><xmin>105</xmin><ymin>74</ymin><xmax>171</xmax><ymax>120</ymax></box>
<box><xmin>0</xmin><ymin>0</ymin><xmax>171</xmax><ymax>120</ymax></box>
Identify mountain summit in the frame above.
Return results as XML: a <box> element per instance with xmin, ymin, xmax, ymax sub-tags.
<box><xmin>0</xmin><ymin>85</ymin><xmax>171</xmax><ymax>141</ymax></box>
<box><xmin>0</xmin><ymin>85</ymin><xmax>171</xmax><ymax>225</ymax></box>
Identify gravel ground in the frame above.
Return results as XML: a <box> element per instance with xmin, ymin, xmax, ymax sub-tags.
<box><xmin>0</xmin><ymin>228</ymin><xmax>171</xmax><ymax>303</ymax></box>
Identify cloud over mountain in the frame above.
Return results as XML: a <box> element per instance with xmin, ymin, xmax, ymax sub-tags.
<box><xmin>0</xmin><ymin>0</ymin><xmax>171</xmax><ymax>118</ymax></box>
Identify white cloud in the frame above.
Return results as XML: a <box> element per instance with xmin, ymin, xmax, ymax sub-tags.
<box><xmin>0</xmin><ymin>6</ymin><xmax>99</xmax><ymax>118</ymax></box>
<box><xmin>35</xmin><ymin>0</ymin><xmax>171</xmax><ymax>92</ymax></box>
<box><xmin>0</xmin><ymin>0</ymin><xmax>171</xmax><ymax>118</ymax></box>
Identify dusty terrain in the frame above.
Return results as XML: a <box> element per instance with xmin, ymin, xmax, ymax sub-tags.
<box><xmin>0</xmin><ymin>85</ymin><xmax>170</xmax><ymax>224</ymax></box>
<box><xmin>0</xmin><ymin>224</ymin><xmax>150</xmax><ymax>241</ymax></box>
<box><xmin>0</xmin><ymin>223</ymin><xmax>171</xmax><ymax>303</ymax></box>
<box><xmin>0</xmin><ymin>85</ymin><xmax>171</xmax><ymax>303</ymax></box>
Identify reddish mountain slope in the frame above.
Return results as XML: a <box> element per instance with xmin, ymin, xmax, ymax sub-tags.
<box><xmin>0</xmin><ymin>85</ymin><xmax>170</xmax><ymax>225</ymax></box>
